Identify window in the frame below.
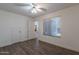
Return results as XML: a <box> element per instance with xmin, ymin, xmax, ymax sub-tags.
<box><xmin>34</xmin><ymin>21</ymin><xmax>39</xmax><ymax>31</ymax></box>
<box><xmin>43</xmin><ymin>17</ymin><xmax>61</xmax><ymax>37</ymax></box>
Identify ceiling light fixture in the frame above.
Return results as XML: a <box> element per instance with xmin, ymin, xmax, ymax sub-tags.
<box><xmin>31</xmin><ymin>9</ymin><xmax>37</xmax><ymax>13</ymax></box>
<box><xmin>31</xmin><ymin>7</ymin><xmax>37</xmax><ymax>13</ymax></box>
<box><xmin>15</xmin><ymin>3</ymin><xmax>47</xmax><ymax>14</ymax></box>
<box><xmin>31</xmin><ymin>3</ymin><xmax>42</xmax><ymax>14</ymax></box>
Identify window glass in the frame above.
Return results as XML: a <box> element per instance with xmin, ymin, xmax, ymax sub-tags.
<box><xmin>43</xmin><ymin>17</ymin><xmax>61</xmax><ymax>37</ymax></box>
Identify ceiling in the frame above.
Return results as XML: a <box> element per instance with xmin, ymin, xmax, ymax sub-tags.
<box><xmin>0</xmin><ymin>3</ymin><xmax>78</xmax><ymax>18</ymax></box>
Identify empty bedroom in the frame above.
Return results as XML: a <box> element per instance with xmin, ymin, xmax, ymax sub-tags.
<box><xmin>0</xmin><ymin>3</ymin><xmax>79</xmax><ymax>55</ymax></box>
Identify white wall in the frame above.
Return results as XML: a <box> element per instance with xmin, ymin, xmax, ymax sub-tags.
<box><xmin>0</xmin><ymin>10</ymin><xmax>35</xmax><ymax>47</ymax></box>
<box><xmin>35</xmin><ymin>5</ymin><xmax>79</xmax><ymax>52</ymax></box>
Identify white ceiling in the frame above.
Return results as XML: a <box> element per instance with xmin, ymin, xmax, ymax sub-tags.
<box><xmin>0</xmin><ymin>3</ymin><xmax>78</xmax><ymax>18</ymax></box>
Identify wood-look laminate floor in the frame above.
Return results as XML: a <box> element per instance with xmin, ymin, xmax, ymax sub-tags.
<box><xmin>0</xmin><ymin>39</ymin><xmax>79</xmax><ymax>55</ymax></box>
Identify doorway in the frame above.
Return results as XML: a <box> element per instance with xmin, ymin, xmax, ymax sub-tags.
<box><xmin>34</xmin><ymin>21</ymin><xmax>39</xmax><ymax>50</ymax></box>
